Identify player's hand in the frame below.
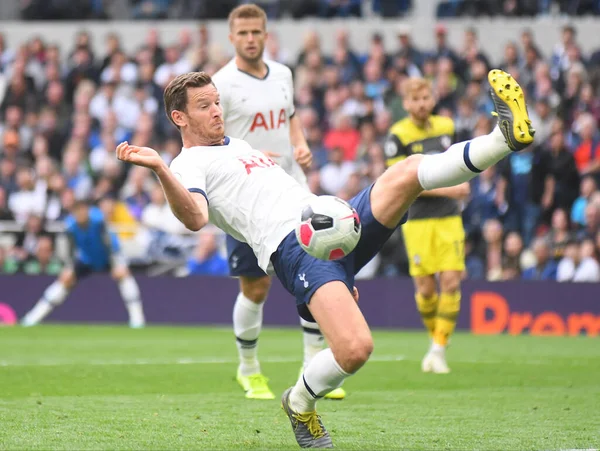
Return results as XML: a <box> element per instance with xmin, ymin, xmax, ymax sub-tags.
<box><xmin>352</xmin><ymin>286</ymin><xmax>359</xmax><ymax>304</ymax></box>
<box><xmin>116</xmin><ymin>142</ymin><xmax>163</xmax><ymax>171</ymax></box>
<box><xmin>294</xmin><ymin>145</ymin><xmax>312</xmax><ymax>170</ymax></box>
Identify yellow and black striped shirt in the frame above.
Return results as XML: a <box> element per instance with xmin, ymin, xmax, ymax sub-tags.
<box><xmin>384</xmin><ymin>115</ymin><xmax>459</xmax><ymax>220</ymax></box>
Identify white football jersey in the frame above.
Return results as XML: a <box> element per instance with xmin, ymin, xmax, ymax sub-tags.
<box><xmin>212</xmin><ymin>59</ymin><xmax>307</xmax><ymax>187</ymax></box>
<box><xmin>169</xmin><ymin>137</ymin><xmax>316</xmax><ymax>272</ymax></box>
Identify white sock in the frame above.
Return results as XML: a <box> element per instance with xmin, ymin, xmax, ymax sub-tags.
<box><xmin>118</xmin><ymin>276</ymin><xmax>145</xmax><ymax>327</ymax></box>
<box><xmin>22</xmin><ymin>281</ymin><xmax>69</xmax><ymax>326</ymax></box>
<box><xmin>430</xmin><ymin>342</ymin><xmax>445</xmax><ymax>354</ymax></box>
<box><xmin>233</xmin><ymin>292</ymin><xmax>263</xmax><ymax>376</ymax></box>
<box><xmin>417</xmin><ymin>126</ymin><xmax>510</xmax><ymax>190</ymax></box>
<box><xmin>300</xmin><ymin>318</ymin><xmax>325</xmax><ymax>370</ymax></box>
<box><xmin>289</xmin><ymin>348</ymin><xmax>349</xmax><ymax>413</ymax></box>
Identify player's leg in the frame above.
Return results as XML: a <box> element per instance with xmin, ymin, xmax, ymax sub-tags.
<box><xmin>413</xmin><ymin>275</ymin><xmax>445</xmax><ymax>373</ymax></box>
<box><xmin>401</xmin><ymin>219</ymin><xmax>439</xmax><ymax>341</ymax></box>
<box><xmin>424</xmin><ymin>269</ymin><xmax>462</xmax><ymax>374</ymax></box>
<box><xmin>370</xmin><ymin>69</ymin><xmax>535</xmax><ymax>230</ymax></box>
<box><xmin>428</xmin><ymin>216</ymin><xmax>466</xmax><ymax>373</ymax></box>
<box><xmin>233</xmin><ymin>274</ymin><xmax>276</xmax><ymax>399</ymax></box>
<box><xmin>228</xmin><ymin>232</ymin><xmax>275</xmax><ymax>399</ymax></box>
<box><xmin>283</xmin><ymin>281</ymin><xmax>368</xmax><ymax>448</ymax></box>
<box><xmin>111</xmin><ymin>264</ymin><xmax>145</xmax><ymax>329</ymax></box>
<box><xmin>298</xmin><ymin>318</ymin><xmax>346</xmax><ymax>400</ymax></box>
<box><xmin>413</xmin><ymin>276</ymin><xmax>438</xmax><ymax>336</ymax></box>
<box><xmin>21</xmin><ymin>268</ymin><xmax>77</xmax><ymax>326</ymax></box>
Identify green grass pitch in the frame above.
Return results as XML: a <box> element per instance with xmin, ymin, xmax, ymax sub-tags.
<box><xmin>1</xmin><ymin>325</ymin><xmax>599</xmax><ymax>450</ymax></box>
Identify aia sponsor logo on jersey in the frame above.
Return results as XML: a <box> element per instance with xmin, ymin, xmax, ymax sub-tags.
<box><xmin>238</xmin><ymin>155</ymin><xmax>277</xmax><ymax>174</ymax></box>
<box><xmin>250</xmin><ymin>109</ymin><xmax>287</xmax><ymax>132</ymax></box>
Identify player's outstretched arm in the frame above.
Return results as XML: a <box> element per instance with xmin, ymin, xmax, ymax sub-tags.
<box><xmin>116</xmin><ymin>142</ymin><xmax>208</xmax><ymax>231</ymax></box>
<box><xmin>290</xmin><ymin>115</ymin><xmax>312</xmax><ymax>170</ymax></box>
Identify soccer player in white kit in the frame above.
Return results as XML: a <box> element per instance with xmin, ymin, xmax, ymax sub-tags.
<box><xmin>116</xmin><ymin>69</ymin><xmax>534</xmax><ymax>448</ymax></box>
<box><xmin>211</xmin><ymin>4</ymin><xmax>345</xmax><ymax>401</ymax></box>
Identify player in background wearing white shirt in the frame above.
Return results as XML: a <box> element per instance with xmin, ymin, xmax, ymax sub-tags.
<box><xmin>211</xmin><ymin>4</ymin><xmax>346</xmax><ymax>401</ymax></box>
<box><xmin>116</xmin><ymin>70</ymin><xmax>534</xmax><ymax>448</ymax></box>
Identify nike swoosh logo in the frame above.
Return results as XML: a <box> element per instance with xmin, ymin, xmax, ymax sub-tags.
<box><xmin>512</xmin><ymin>98</ymin><xmax>521</xmax><ymax>111</ymax></box>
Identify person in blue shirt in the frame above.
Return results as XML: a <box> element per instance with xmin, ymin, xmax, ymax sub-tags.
<box><xmin>21</xmin><ymin>200</ymin><xmax>145</xmax><ymax>328</ymax></box>
<box><xmin>522</xmin><ymin>237</ymin><xmax>558</xmax><ymax>281</ymax></box>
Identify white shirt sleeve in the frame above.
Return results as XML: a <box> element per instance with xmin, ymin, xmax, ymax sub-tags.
<box><xmin>573</xmin><ymin>258</ymin><xmax>600</xmax><ymax>283</ymax></box>
<box><xmin>556</xmin><ymin>258</ymin><xmax>575</xmax><ymax>282</ymax></box>
<box><xmin>170</xmin><ymin>157</ymin><xmax>208</xmax><ymax>201</ymax></box>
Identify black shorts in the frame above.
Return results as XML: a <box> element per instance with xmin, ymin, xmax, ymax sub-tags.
<box><xmin>73</xmin><ymin>261</ymin><xmax>111</xmax><ymax>279</ymax></box>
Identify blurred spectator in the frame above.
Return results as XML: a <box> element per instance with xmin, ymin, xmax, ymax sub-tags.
<box><xmin>324</xmin><ymin>114</ymin><xmax>361</xmax><ymax>161</ymax></box>
<box><xmin>463</xmin><ymin>167</ymin><xmax>506</xmax><ymax>237</ymax></box>
<box><xmin>571</xmin><ymin>176</ymin><xmax>597</xmax><ymax>227</ymax></box>
<box><xmin>0</xmin><ymin>246</ymin><xmax>19</xmax><ymax>274</ymax></box>
<box><xmin>464</xmin><ymin>233</ymin><xmax>485</xmax><ymax>279</ymax></box>
<box><xmin>0</xmin><ymin>186</ymin><xmax>14</xmax><ymax>220</ymax></box>
<box><xmin>8</xmin><ymin>166</ymin><xmax>46</xmax><ymax>224</ymax></box>
<box><xmin>264</xmin><ymin>32</ymin><xmax>292</xmax><ymax>67</ymax></box>
<box><xmin>142</xmin><ymin>185</ymin><xmax>187</xmax><ymax>235</ymax></box>
<box><xmin>572</xmin><ymin>113</ymin><xmax>600</xmax><ymax>177</ymax></box>
<box><xmin>395</xmin><ymin>25</ymin><xmax>424</xmax><ymax>69</ymax></box>
<box><xmin>482</xmin><ymin>218</ymin><xmax>504</xmax><ymax>281</ymax></box>
<box><xmin>21</xmin><ymin>235</ymin><xmax>62</xmax><ymax>275</ymax></box>
<box><xmin>502</xmin><ymin>231</ymin><xmax>524</xmax><ymax>280</ymax></box>
<box><xmin>122</xmin><ymin>166</ymin><xmax>153</xmax><ymax>221</ymax></box>
<box><xmin>130</xmin><ymin>0</ymin><xmax>172</xmax><ymax>19</ymax></box>
<box><xmin>546</xmin><ymin>208</ymin><xmax>575</xmax><ymax>261</ymax></box>
<box><xmin>12</xmin><ymin>213</ymin><xmax>46</xmax><ymax>261</ymax></box>
<box><xmin>62</xmin><ymin>142</ymin><xmax>93</xmax><ymax>200</ymax></box>
<box><xmin>536</xmin><ymin>132</ymin><xmax>580</xmax><ymax>222</ymax></box>
<box><xmin>557</xmin><ymin>239</ymin><xmax>600</xmax><ymax>282</ymax></box>
<box><xmin>100</xmin><ymin>50</ymin><xmax>138</xmax><ymax>85</ymax></box>
<box><xmin>21</xmin><ymin>0</ymin><xmax>96</xmax><ymax>20</ymax></box>
<box><xmin>0</xmin><ymin>105</ymin><xmax>34</xmax><ymax>152</ymax></box>
<box><xmin>320</xmin><ymin>0</ymin><xmax>362</xmax><ymax>17</ymax></box>
<box><xmin>528</xmin><ymin>99</ymin><xmax>555</xmax><ymax>146</ymax></box>
<box><xmin>186</xmin><ymin>229</ymin><xmax>228</xmax><ymax>276</ymax></box>
<box><xmin>153</xmin><ymin>45</ymin><xmax>192</xmax><ymax>89</ymax></box>
<box><xmin>319</xmin><ymin>147</ymin><xmax>357</xmax><ymax>196</ymax></box>
<box><xmin>522</xmin><ymin>237</ymin><xmax>558</xmax><ymax>281</ymax></box>
<box><xmin>577</xmin><ymin>202</ymin><xmax>600</xmax><ymax>241</ymax></box>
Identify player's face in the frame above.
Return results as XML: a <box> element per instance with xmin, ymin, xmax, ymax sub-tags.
<box><xmin>229</xmin><ymin>18</ymin><xmax>267</xmax><ymax>63</ymax></box>
<box><xmin>405</xmin><ymin>88</ymin><xmax>435</xmax><ymax>123</ymax></box>
<box><xmin>73</xmin><ymin>205</ymin><xmax>89</xmax><ymax>226</ymax></box>
<box><xmin>182</xmin><ymin>84</ymin><xmax>225</xmax><ymax>143</ymax></box>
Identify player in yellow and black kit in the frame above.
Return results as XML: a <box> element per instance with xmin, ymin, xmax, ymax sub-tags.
<box><xmin>385</xmin><ymin>78</ymin><xmax>470</xmax><ymax>374</ymax></box>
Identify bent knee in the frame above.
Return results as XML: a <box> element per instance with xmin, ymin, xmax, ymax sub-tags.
<box><xmin>112</xmin><ymin>265</ymin><xmax>130</xmax><ymax>281</ymax></box>
<box><xmin>440</xmin><ymin>272</ymin><xmax>462</xmax><ymax>294</ymax></box>
<box><xmin>240</xmin><ymin>276</ymin><xmax>271</xmax><ymax>303</ymax></box>
<box><xmin>414</xmin><ymin>276</ymin><xmax>437</xmax><ymax>298</ymax></box>
<box><xmin>59</xmin><ymin>270</ymin><xmax>76</xmax><ymax>288</ymax></box>
<box><xmin>390</xmin><ymin>154</ymin><xmax>423</xmax><ymax>185</ymax></box>
<box><xmin>335</xmin><ymin>334</ymin><xmax>374</xmax><ymax>373</ymax></box>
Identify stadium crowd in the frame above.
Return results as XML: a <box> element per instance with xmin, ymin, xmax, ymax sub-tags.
<box><xmin>0</xmin><ymin>20</ymin><xmax>599</xmax><ymax>282</ymax></box>
<box><xmin>17</xmin><ymin>0</ymin><xmax>600</xmax><ymax>20</ymax></box>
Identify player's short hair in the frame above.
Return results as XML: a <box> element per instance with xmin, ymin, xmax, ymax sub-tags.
<box><xmin>72</xmin><ymin>199</ymin><xmax>90</xmax><ymax>211</ymax></box>
<box><xmin>228</xmin><ymin>3</ymin><xmax>267</xmax><ymax>30</ymax></box>
<box><xmin>164</xmin><ymin>71</ymin><xmax>214</xmax><ymax>129</ymax></box>
<box><xmin>402</xmin><ymin>77</ymin><xmax>432</xmax><ymax>97</ymax></box>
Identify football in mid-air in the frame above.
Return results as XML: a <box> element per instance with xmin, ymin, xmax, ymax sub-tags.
<box><xmin>295</xmin><ymin>195</ymin><xmax>362</xmax><ymax>261</ymax></box>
